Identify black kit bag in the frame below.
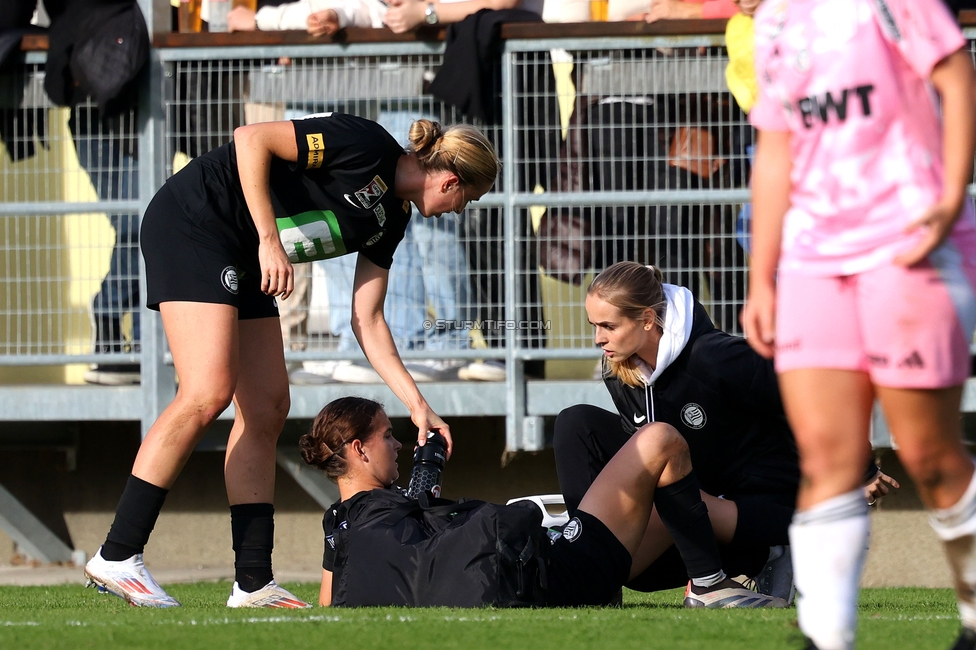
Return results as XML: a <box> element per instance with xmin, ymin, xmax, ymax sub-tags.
<box><xmin>331</xmin><ymin>490</ymin><xmax>549</xmax><ymax>607</ymax></box>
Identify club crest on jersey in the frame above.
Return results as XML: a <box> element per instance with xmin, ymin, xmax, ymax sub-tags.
<box><xmin>681</xmin><ymin>403</ymin><xmax>707</xmax><ymax>430</ymax></box>
<box><xmin>562</xmin><ymin>517</ymin><xmax>582</xmax><ymax>543</ymax></box>
<box><xmin>306</xmin><ymin>133</ymin><xmax>325</xmax><ymax>169</ymax></box>
<box><xmin>354</xmin><ymin>175</ymin><xmax>388</xmax><ymax>209</ymax></box>
<box><xmin>373</xmin><ymin>203</ymin><xmax>386</xmax><ymax>226</ymax></box>
<box><xmin>220</xmin><ymin>266</ymin><xmax>239</xmax><ymax>294</ymax></box>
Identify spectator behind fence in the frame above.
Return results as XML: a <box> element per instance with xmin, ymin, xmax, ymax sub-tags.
<box><xmin>83</xmin><ymin>114</ymin><xmax>499</xmax><ymax>609</ymax></box>
<box><xmin>541</xmin><ymin>90</ymin><xmax>745</xmax><ymax>334</ymax></box>
<box><xmin>296</xmin><ymin>110</ymin><xmax>476</xmax><ymax>385</ymax></box>
<box><xmin>639</xmin><ymin>0</ymin><xmax>737</xmax><ymax>22</ymax></box>
<box><xmin>2</xmin><ymin>0</ymin><xmax>149</xmax><ymax>385</ymax></box>
<box><xmin>423</xmin><ymin>8</ymin><xmax>553</xmax><ymax>382</ymax></box>
<box><xmin>229</xmin><ymin>0</ymin><xmax>494</xmax><ymax>384</ymax></box>
<box><xmin>542</xmin><ymin>0</ymin><xmax>738</xmax><ymax>21</ymax></box>
<box><xmin>540</xmin><ymin>0</ymin><xmax>746</xmax><ymax>341</ymax></box>
<box><xmin>72</xmin><ymin>107</ymin><xmax>142</xmax><ymax>385</ymax></box>
<box><xmin>227</xmin><ymin>0</ymin><xmax>386</xmax><ymax>33</ymax></box>
<box><xmin>226</xmin><ymin>0</ymin><xmax>541</xmax><ymax>33</ymax></box>
<box><xmin>250</xmin><ymin>3</ymin><xmax>552</xmax><ymax>382</ymax></box>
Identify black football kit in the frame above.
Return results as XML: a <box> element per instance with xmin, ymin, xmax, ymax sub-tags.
<box><xmin>141</xmin><ymin>113</ymin><xmax>411</xmax><ymax>316</ymax></box>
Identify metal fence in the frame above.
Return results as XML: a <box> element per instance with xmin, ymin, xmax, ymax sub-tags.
<box><xmin>2</xmin><ymin>30</ymin><xmax>973</xmax><ymax>451</ymax></box>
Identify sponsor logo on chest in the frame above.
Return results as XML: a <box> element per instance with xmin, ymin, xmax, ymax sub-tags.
<box><xmin>306</xmin><ymin>133</ymin><xmax>325</xmax><ymax>169</ymax></box>
<box><xmin>354</xmin><ymin>175</ymin><xmax>388</xmax><ymax>209</ymax></box>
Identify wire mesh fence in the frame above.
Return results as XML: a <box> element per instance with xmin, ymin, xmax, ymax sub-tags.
<box><xmin>0</xmin><ymin>62</ymin><xmax>139</xmax><ymax>362</ymax></box>
<box><xmin>7</xmin><ymin>32</ymin><xmax>973</xmax><ymax>377</ymax></box>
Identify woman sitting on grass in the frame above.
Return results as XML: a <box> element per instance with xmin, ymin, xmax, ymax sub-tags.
<box><xmin>300</xmin><ymin>396</ymin><xmax>791</xmax><ymax>608</ymax></box>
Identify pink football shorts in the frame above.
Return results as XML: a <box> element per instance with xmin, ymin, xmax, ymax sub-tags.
<box><xmin>774</xmin><ymin>238</ymin><xmax>976</xmax><ymax>388</ymax></box>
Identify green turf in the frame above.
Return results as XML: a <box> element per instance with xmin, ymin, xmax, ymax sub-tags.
<box><xmin>0</xmin><ymin>584</ymin><xmax>962</xmax><ymax>649</ymax></box>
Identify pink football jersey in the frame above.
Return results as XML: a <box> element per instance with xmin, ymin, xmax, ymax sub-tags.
<box><xmin>750</xmin><ymin>0</ymin><xmax>976</xmax><ymax>275</ymax></box>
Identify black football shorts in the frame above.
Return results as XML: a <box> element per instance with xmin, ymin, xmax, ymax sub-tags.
<box><xmin>141</xmin><ymin>182</ymin><xmax>278</xmax><ymax>320</ymax></box>
<box><xmin>546</xmin><ymin>509</ymin><xmax>632</xmax><ymax>606</ymax></box>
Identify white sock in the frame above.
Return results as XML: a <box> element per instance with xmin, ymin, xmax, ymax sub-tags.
<box><xmin>929</xmin><ymin>461</ymin><xmax>976</xmax><ymax>630</ymax></box>
<box><xmin>691</xmin><ymin>569</ymin><xmax>726</xmax><ymax>589</ymax></box>
<box><xmin>790</xmin><ymin>489</ymin><xmax>869</xmax><ymax>650</ymax></box>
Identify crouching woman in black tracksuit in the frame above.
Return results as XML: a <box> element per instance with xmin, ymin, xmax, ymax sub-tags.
<box><xmin>302</xmin><ymin>396</ymin><xmax>789</xmax><ymax>608</ymax></box>
<box><xmin>555</xmin><ymin>262</ymin><xmax>896</xmax><ymax>605</ymax></box>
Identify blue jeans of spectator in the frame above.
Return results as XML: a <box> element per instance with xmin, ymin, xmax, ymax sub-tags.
<box><xmin>322</xmin><ymin>218</ymin><xmax>472</xmax><ymax>352</ymax></box>
<box><xmin>75</xmin><ymin>135</ymin><xmax>140</xmax><ymax>349</ymax></box>
<box><xmin>322</xmin><ymin>109</ymin><xmax>470</xmax><ymax>353</ymax></box>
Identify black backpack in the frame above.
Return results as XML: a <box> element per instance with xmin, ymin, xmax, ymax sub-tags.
<box><xmin>330</xmin><ymin>489</ymin><xmax>549</xmax><ymax>607</ymax></box>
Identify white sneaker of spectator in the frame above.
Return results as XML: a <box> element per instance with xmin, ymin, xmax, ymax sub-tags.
<box><xmin>403</xmin><ymin>359</ymin><xmax>466</xmax><ymax>382</ymax></box>
<box><xmin>331</xmin><ymin>360</ymin><xmax>383</xmax><ymax>383</ymax></box>
<box><xmin>226</xmin><ymin>580</ymin><xmax>311</xmax><ymax>608</ymax></box>
<box><xmin>332</xmin><ymin>359</ymin><xmax>466</xmax><ymax>383</ymax></box>
<box><xmin>83</xmin><ymin>364</ymin><xmax>141</xmax><ymax>386</ymax></box>
<box><xmin>84</xmin><ymin>548</ymin><xmax>181</xmax><ymax>608</ymax></box>
<box><xmin>458</xmin><ymin>359</ymin><xmax>507</xmax><ymax>382</ymax></box>
<box><xmin>288</xmin><ymin>360</ymin><xmax>339</xmax><ymax>385</ymax></box>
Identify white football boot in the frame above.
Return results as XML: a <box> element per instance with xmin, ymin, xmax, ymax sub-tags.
<box><xmin>684</xmin><ymin>578</ymin><xmax>789</xmax><ymax>609</ymax></box>
<box><xmin>226</xmin><ymin>580</ymin><xmax>311</xmax><ymax>608</ymax></box>
<box><xmin>84</xmin><ymin>547</ymin><xmax>181</xmax><ymax>608</ymax></box>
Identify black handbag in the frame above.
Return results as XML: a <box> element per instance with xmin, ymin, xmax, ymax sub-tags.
<box><xmin>331</xmin><ymin>489</ymin><xmax>549</xmax><ymax>608</ymax></box>
<box><xmin>45</xmin><ymin>0</ymin><xmax>149</xmax><ymax>116</ymax></box>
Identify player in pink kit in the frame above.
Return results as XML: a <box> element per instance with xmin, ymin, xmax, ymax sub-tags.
<box><xmin>742</xmin><ymin>0</ymin><xmax>976</xmax><ymax>648</ymax></box>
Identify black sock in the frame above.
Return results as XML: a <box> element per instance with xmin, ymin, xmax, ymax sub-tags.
<box><xmin>654</xmin><ymin>471</ymin><xmax>723</xmax><ymax>580</ymax></box>
<box><xmin>101</xmin><ymin>475</ymin><xmax>169</xmax><ymax>561</ymax></box>
<box><xmin>231</xmin><ymin>503</ymin><xmax>275</xmax><ymax>593</ymax></box>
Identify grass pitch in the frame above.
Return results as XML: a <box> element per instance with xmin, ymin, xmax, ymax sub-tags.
<box><xmin>0</xmin><ymin>584</ymin><xmax>961</xmax><ymax>649</ymax></box>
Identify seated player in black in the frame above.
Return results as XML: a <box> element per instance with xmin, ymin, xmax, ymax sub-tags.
<box><xmin>300</xmin><ymin>396</ymin><xmax>791</xmax><ymax>608</ymax></box>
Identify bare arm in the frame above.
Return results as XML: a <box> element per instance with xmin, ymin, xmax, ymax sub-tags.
<box><xmin>731</xmin><ymin>0</ymin><xmax>761</xmax><ymax>16</ymax></box>
<box><xmin>319</xmin><ymin>569</ymin><xmax>333</xmax><ymax>606</ymax></box>
<box><xmin>351</xmin><ymin>255</ymin><xmax>454</xmax><ymax>455</ymax></box>
<box><xmin>227</xmin><ymin>6</ymin><xmax>258</xmax><ymax>30</ymax></box>
<box><xmin>383</xmin><ymin>0</ymin><xmax>518</xmax><ymax>33</ymax></box>
<box><xmin>644</xmin><ymin>0</ymin><xmax>703</xmax><ymax>23</ymax></box>
<box><xmin>233</xmin><ymin>121</ymin><xmax>300</xmax><ymax>299</ymax></box>
<box><xmin>740</xmin><ymin>128</ymin><xmax>791</xmax><ymax>359</ymax></box>
<box><xmin>895</xmin><ymin>48</ymin><xmax>976</xmax><ymax>266</ymax></box>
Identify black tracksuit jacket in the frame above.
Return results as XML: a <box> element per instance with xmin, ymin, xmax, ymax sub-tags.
<box><xmin>603</xmin><ymin>299</ymin><xmax>800</xmax><ymax>500</ymax></box>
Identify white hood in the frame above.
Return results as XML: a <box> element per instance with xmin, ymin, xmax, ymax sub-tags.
<box><xmin>635</xmin><ymin>283</ymin><xmax>696</xmax><ymax>387</ymax></box>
